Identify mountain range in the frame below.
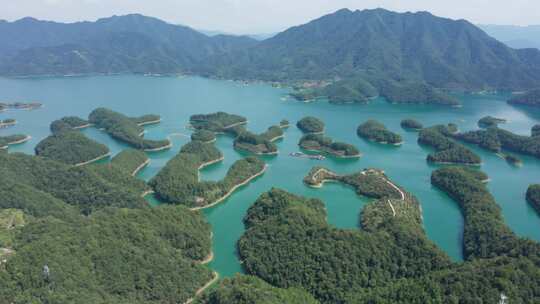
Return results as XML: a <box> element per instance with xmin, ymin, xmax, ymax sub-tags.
<box><xmin>0</xmin><ymin>9</ymin><xmax>539</xmax><ymax>93</ymax></box>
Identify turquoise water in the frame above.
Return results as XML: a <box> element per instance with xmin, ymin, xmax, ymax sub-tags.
<box><xmin>1</xmin><ymin>75</ymin><xmax>540</xmax><ymax>277</ymax></box>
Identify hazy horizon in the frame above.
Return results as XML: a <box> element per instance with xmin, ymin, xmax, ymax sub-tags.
<box><xmin>2</xmin><ymin>0</ymin><xmax>540</xmax><ymax>35</ymax></box>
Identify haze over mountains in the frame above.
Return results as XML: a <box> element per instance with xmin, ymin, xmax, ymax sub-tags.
<box><xmin>0</xmin><ymin>8</ymin><xmax>539</xmax><ymax>92</ymax></box>
<box><xmin>479</xmin><ymin>24</ymin><xmax>540</xmax><ymax>50</ymax></box>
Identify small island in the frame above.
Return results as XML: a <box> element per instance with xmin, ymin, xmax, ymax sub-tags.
<box><xmin>0</xmin><ymin>134</ymin><xmax>31</xmax><ymax>149</ymax></box>
<box><xmin>191</xmin><ymin>129</ymin><xmax>217</xmax><ymax>143</ymax></box>
<box><xmin>418</xmin><ymin>124</ymin><xmax>481</xmax><ymax>165</ymax></box>
<box><xmin>279</xmin><ymin>119</ymin><xmax>290</xmax><ymax>128</ymax></box>
<box><xmin>526</xmin><ymin>184</ymin><xmax>540</xmax><ymax>215</ymax></box>
<box><xmin>299</xmin><ymin>134</ymin><xmax>361</xmax><ymax>158</ymax></box>
<box><xmin>190</xmin><ymin>112</ymin><xmax>247</xmax><ymax>132</ymax></box>
<box><xmin>35</xmin><ymin>121</ymin><xmax>111</xmax><ymax>166</ymax></box>
<box><xmin>400</xmin><ymin>118</ymin><xmax>423</xmax><ymax>131</ymax></box>
<box><xmin>233</xmin><ymin>125</ymin><xmax>283</xmax><ymax>155</ymax></box>
<box><xmin>504</xmin><ymin>154</ymin><xmax>522</xmax><ymax>167</ymax></box>
<box><xmin>50</xmin><ymin>116</ymin><xmax>91</xmax><ymax>134</ymax></box>
<box><xmin>478</xmin><ymin>116</ymin><xmax>506</xmax><ymax>128</ymax></box>
<box><xmin>0</xmin><ymin>102</ymin><xmax>42</xmax><ymax>111</ymax></box>
<box><xmin>357</xmin><ymin>120</ymin><xmax>402</xmax><ymax>145</ymax></box>
<box><xmin>89</xmin><ymin>108</ymin><xmax>171</xmax><ymax>151</ymax></box>
<box><xmin>0</xmin><ymin>119</ymin><xmax>16</xmax><ymax>128</ymax></box>
<box><xmin>150</xmin><ymin>140</ymin><xmax>266</xmax><ymax>209</ymax></box>
<box><xmin>508</xmin><ymin>89</ymin><xmax>540</xmax><ymax>107</ymax></box>
<box><xmin>296</xmin><ymin>116</ymin><xmax>325</xmax><ymax>134</ymax></box>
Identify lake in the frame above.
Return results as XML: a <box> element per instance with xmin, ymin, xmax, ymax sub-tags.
<box><xmin>1</xmin><ymin>75</ymin><xmax>540</xmax><ymax>277</ymax></box>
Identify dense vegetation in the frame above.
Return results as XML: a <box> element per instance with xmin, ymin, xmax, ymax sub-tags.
<box><xmin>400</xmin><ymin>119</ymin><xmax>423</xmax><ymax>130</ymax></box>
<box><xmin>279</xmin><ymin>119</ymin><xmax>289</xmax><ymax>127</ymax></box>
<box><xmin>191</xmin><ymin>129</ymin><xmax>216</xmax><ymax>143</ymax></box>
<box><xmin>0</xmin><ymin>206</ymin><xmax>213</xmax><ymax>303</ymax></box>
<box><xmin>130</xmin><ymin>114</ymin><xmax>161</xmax><ymax>125</ymax></box>
<box><xmin>35</xmin><ymin>130</ymin><xmax>110</xmax><ymax>166</ymax></box>
<box><xmin>508</xmin><ymin>88</ymin><xmax>540</xmax><ymax>106</ymax></box>
<box><xmin>478</xmin><ymin>116</ymin><xmax>506</xmax><ymax>128</ymax></box>
<box><xmin>299</xmin><ymin>134</ymin><xmax>360</xmax><ymax>157</ymax></box>
<box><xmin>110</xmin><ymin>149</ymin><xmax>149</xmax><ymax>175</ymax></box>
<box><xmin>239</xmin><ymin>186</ymin><xmax>450</xmax><ymax>303</ymax></box>
<box><xmin>377</xmin><ymin>81</ymin><xmax>459</xmax><ymax>106</ymax></box>
<box><xmin>0</xmin><ymin>152</ymin><xmax>146</xmax><ymax>215</ymax></box>
<box><xmin>233</xmin><ymin>125</ymin><xmax>283</xmax><ymax>155</ymax></box>
<box><xmin>296</xmin><ymin>116</ymin><xmax>324</xmax><ymax>134</ymax></box>
<box><xmin>526</xmin><ymin>184</ymin><xmax>540</xmax><ymax>214</ymax></box>
<box><xmin>357</xmin><ymin>120</ymin><xmax>402</xmax><ymax>144</ymax></box>
<box><xmin>89</xmin><ymin>108</ymin><xmax>170</xmax><ymax>150</ymax></box>
<box><xmin>50</xmin><ymin>116</ymin><xmax>89</xmax><ymax>134</ymax></box>
<box><xmin>197</xmin><ymin>275</ymin><xmax>319</xmax><ymax>304</ymax></box>
<box><xmin>237</xmin><ymin>166</ymin><xmax>540</xmax><ymax>303</ymax></box>
<box><xmin>456</xmin><ymin>126</ymin><xmax>540</xmax><ymax>158</ymax></box>
<box><xmin>418</xmin><ymin>124</ymin><xmax>481</xmax><ymax>165</ymax></box>
<box><xmin>291</xmin><ymin>78</ymin><xmax>377</xmax><ymax>103</ymax></box>
<box><xmin>190</xmin><ymin>112</ymin><xmax>247</xmax><ymax>133</ymax></box>
<box><xmin>150</xmin><ymin>140</ymin><xmax>265</xmax><ymax>208</ymax></box>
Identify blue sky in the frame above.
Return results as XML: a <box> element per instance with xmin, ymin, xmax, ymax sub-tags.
<box><xmin>2</xmin><ymin>0</ymin><xmax>539</xmax><ymax>34</ymax></box>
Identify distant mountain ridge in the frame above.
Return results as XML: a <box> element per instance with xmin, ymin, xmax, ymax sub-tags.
<box><xmin>0</xmin><ymin>9</ymin><xmax>539</xmax><ymax>93</ymax></box>
<box><xmin>479</xmin><ymin>24</ymin><xmax>540</xmax><ymax>49</ymax></box>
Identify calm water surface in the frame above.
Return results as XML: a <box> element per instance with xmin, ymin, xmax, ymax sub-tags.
<box><xmin>1</xmin><ymin>75</ymin><xmax>539</xmax><ymax>277</ymax></box>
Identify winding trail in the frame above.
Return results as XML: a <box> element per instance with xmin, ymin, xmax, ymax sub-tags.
<box><xmin>183</xmin><ymin>271</ymin><xmax>219</xmax><ymax>304</ymax></box>
<box><xmin>387</xmin><ymin>200</ymin><xmax>396</xmax><ymax>217</ymax></box>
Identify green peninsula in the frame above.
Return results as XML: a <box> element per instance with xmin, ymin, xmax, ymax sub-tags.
<box><xmin>418</xmin><ymin>124</ymin><xmax>481</xmax><ymax>165</ymax></box>
<box><xmin>527</xmin><ymin>184</ymin><xmax>540</xmax><ymax>215</ymax></box>
<box><xmin>357</xmin><ymin>120</ymin><xmax>402</xmax><ymax>145</ymax></box>
<box><xmin>455</xmin><ymin>126</ymin><xmax>540</xmax><ymax>158</ymax></box>
<box><xmin>89</xmin><ymin>108</ymin><xmax>170</xmax><ymax>151</ymax></box>
<box><xmin>191</xmin><ymin>129</ymin><xmax>216</xmax><ymax>143</ymax></box>
<box><xmin>478</xmin><ymin>116</ymin><xmax>506</xmax><ymax>128</ymax></box>
<box><xmin>110</xmin><ymin>149</ymin><xmax>150</xmax><ymax>176</ymax></box>
<box><xmin>0</xmin><ymin>134</ymin><xmax>30</xmax><ymax>149</ymax></box>
<box><xmin>299</xmin><ymin>134</ymin><xmax>360</xmax><ymax>158</ymax></box>
<box><xmin>150</xmin><ymin>140</ymin><xmax>266</xmax><ymax>209</ymax></box>
<box><xmin>35</xmin><ymin>119</ymin><xmax>110</xmax><ymax>166</ymax></box>
<box><xmin>296</xmin><ymin>116</ymin><xmax>325</xmax><ymax>134</ymax></box>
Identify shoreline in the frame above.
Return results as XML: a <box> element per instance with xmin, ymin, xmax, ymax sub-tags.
<box><xmin>197</xmin><ymin>156</ymin><xmax>225</xmax><ymax>181</ymax></box>
<box><xmin>141</xmin><ymin>190</ymin><xmax>155</xmax><ymax>198</ymax></box>
<box><xmin>268</xmin><ymin>134</ymin><xmax>285</xmax><ymax>142</ymax></box>
<box><xmin>301</xmin><ymin>146</ymin><xmax>361</xmax><ymax>159</ymax></box>
<box><xmin>74</xmin><ymin>152</ymin><xmax>111</xmax><ymax>167</ymax></box>
<box><xmin>137</xmin><ymin>118</ymin><xmax>162</xmax><ymax>126</ymax></box>
<box><xmin>6</xmin><ymin>135</ymin><xmax>32</xmax><ymax>146</ymax></box>
<box><xmin>73</xmin><ymin>123</ymin><xmax>92</xmax><ymax>130</ymax></box>
<box><xmin>183</xmin><ymin>271</ymin><xmax>219</xmax><ymax>304</ymax></box>
<box><xmin>191</xmin><ymin>164</ymin><xmax>267</xmax><ymax>211</ymax></box>
<box><xmin>144</xmin><ymin>141</ymin><xmax>172</xmax><ymax>152</ymax></box>
<box><xmin>198</xmin><ymin>232</ymin><xmax>214</xmax><ymax>265</ymax></box>
<box><xmin>132</xmin><ymin>158</ymin><xmax>150</xmax><ymax>176</ymax></box>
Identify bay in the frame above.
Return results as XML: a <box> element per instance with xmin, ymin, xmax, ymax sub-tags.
<box><xmin>1</xmin><ymin>75</ymin><xmax>539</xmax><ymax>277</ymax></box>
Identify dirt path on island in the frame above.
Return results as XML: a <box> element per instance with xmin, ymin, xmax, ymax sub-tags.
<box><xmin>183</xmin><ymin>271</ymin><xmax>219</xmax><ymax>304</ymax></box>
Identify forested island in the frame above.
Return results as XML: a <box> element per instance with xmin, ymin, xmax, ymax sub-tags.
<box><xmin>0</xmin><ymin>134</ymin><xmax>31</xmax><ymax>150</ymax></box>
<box><xmin>418</xmin><ymin>124</ymin><xmax>481</xmax><ymax>165</ymax></box>
<box><xmin>478</xmin><ymin>116</ymin><xmax>506</xmax><ymax>128</ymax></box>
<box><xmin>234</xmin><ymin>165</ymin><xmax>540</xmax><ymax>302</ymax></box>
<box><xmin>527</xmin><ymin>184</ymin><xmax>540</xmax><ymax>215</ymax></box>
<box><xmin>150</xmin><ymin>140</ymin><xmax>265</xmax><ymax>209</ymax></box>
<box><xmin>455</xmin><ymin>125</ymin><xmax>540</xmax><ymax>159</ymax></box>
<box><xmin>233</xmin><ymin>125</ymin><xmax>283</xmax><ymax>155</ymax></box>
<box><xmin>299</xmin><ymin>134</ymin><xmax>360</xmax><ymax>158</ymax></box>
<box><xmin>296</xmin><ymin>116</ymin><xmax>325</xmax><ymax>134</ymax></box>
<box><xmin>0</xmin><ymin>102</ymin><xmax>42</xmax><ymax>111</ymax></box>
<box><xmin>35</xmin><ymin>119</ymin><xmax>110</xmax><ymax>166</ymax></box>
<box><xmin>0</xmin><ymin>119</ymin><xmax>16</xmax><ymax>128</ymax></box>
<box><xmin>190</xmin><ymin>112</ymin><xmax>247</xmax><ymax>133</ymax></box>
<box><xmin>508</xmin><ymin>89</ymin><xmax>540</xmax><ymax>107</ymax></box>
<box><xmin>400</xmin><ymin>118</ymin><xmax>423</xmax><ymax>130</ymax></box>
<box><xmin>89</xmin><ymin>108</ymin><xmax>171</xmax><ymax>151</ymax></box>
<box><xmin>279</xmin><ymin>119</ymin><xmax>290</xmax><ymax>128</ymax></box>
<box><xmin>357</xmin><ymin>120</ymin><xmax>403</xmax><ymax>145</ymax></box>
